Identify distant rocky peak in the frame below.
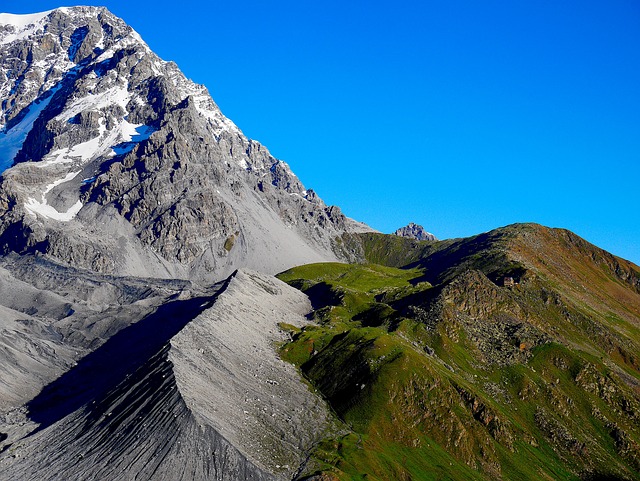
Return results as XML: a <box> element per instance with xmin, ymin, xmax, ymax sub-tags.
<box><xmin>394</xmin><ymin>222</ymin><xmax>437</xmax><ymax>241</ymax></box>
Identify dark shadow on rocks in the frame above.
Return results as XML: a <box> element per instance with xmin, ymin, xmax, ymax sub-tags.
<box><xmin>26</xmin><ymin>277</ymin><xmax>231</xmax><ymax>433</ymax></box>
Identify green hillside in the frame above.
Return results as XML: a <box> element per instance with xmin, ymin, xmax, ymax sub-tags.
<box><xmin>277</xmin><ymin>224</ymin><xmax>640</xmax><ymax>480</ymax></box>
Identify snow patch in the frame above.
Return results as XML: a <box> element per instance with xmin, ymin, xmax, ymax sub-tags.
<box><xmin>41</xmin><ymin>121</ymin><xmax>106</xmax><ymax>167</ymax></box>
<box><xmin>55</xmin><ymin>85</ymin><xmax>131</xmax><ymax>122</ymax></box>
<box><xmin>168</xmin><ymin>78</ymin><xmax>239</xmax><ymax>135</ymax></box>
<box><xmin>24</xmin><ymin>171</ymin><xmax>83</xmax><ymax>222</ymax></box>
<box><xmin>94</xmin><ymin>32</ymin><xmax>150</xmax><ymax>65</ymax></box>
<box><xmin>44</xmin><ymin>106</ymin><xmax>155</xmax><ymax>166</ymax></box>
<box><xmin>39</xmin><ymin>119</ymin><xmax>107</xmax><ymax>167</ymax></box>
<box><xmin>0</xmin><ymin>85</ymin><xmax>62</xmax><ymax>174</ymax></box>
<box><xmin>192</xmin><ymin>91</ymin><xmax>240</xmax><ymax>135</ymax></box>
<box><xmin>112</xmin><ymin>123</ymin><xmax>156</xmax><ymax>156</ymax></box>
<box><xmin>41</xmin><ymin>85</ymin><xmax>154</xmax><ymax>164</ymax></box>
<box><xmin>0</xmin><ymin>11</ymin><xmax>52</xmax><ymax>45</ymax></box>
<box><xmin>0</xmin><ymin>11</ymin><xmax>52</xmax><ymax>28</ymax></box>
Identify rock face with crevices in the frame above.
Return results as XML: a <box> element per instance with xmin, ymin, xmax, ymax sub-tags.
<box><xmin>0</xmin><ymin>7</ymin><xmax>371</xmax><ymax>282</ymax></box>
<box><xmin>0</xmin><ymin>7</ymin><xmax>350</xmax><ymax>480</ymax></box>
<box><xmin>394</xmin><ymin>222</ymin><xmax>437</xmax><ymax>241</ymax></box>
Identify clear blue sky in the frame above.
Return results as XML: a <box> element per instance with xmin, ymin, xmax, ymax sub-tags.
<box><xmin>9</xmin><ymin>1</ymin><xmax>640</xmax><ymax>265</ymax></box>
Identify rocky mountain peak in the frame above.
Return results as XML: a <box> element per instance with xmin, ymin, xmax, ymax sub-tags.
<box><xmin>0</xmin><ymin>7</ymin><xmax>372</xmax><ymax>281</ymax></box>
<box><xmin>394</xmin><ymin>222</ymin><xmax>437</xmax><ymax>241</ymax></box>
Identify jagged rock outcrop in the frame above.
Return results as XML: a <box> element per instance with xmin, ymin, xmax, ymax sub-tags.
<box><xmin>416</xmin><ymin>269</ymin><xmax>549</xmax><ymax>365</ymax></box>
<box><xmin>0</xmin><ymin>7</ymin><xmax>371</xmax><ymax>282</ymax></box>
<box><xmin>394</xmin><ymin>222</ymin><xmax>437</xmax><ymax>241</ymax></box>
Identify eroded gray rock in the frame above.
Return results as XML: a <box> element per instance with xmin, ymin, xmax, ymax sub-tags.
<box><xmin>0</xmin><ymin>7</ymin><xmax>372</xmax><ymax>282</ymax></box>
<box><xmin>0</xmin><ymin>263</ymin><xmax>336</xmax><ymax>481</ymax></box>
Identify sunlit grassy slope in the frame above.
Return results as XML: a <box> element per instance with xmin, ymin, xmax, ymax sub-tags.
<box><xmin>277</xmin><ymin>224</ymin><xmax>640</xmax><ymax>481</ymax></box>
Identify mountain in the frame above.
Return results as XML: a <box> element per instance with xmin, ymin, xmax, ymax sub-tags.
<box><xmin>0</xmin><ymin>7</ymin><xmax>639</xmax><ymax>481</ymax></box>
<box><xmin>0</xmin><ymin>7</ymin><xmax>370</xmax><ymax>282</ymax></box>
<box><xmin>0</xmin><ymin>262</ymin><xmax>336</xmax><ymax>480</ymax></box>
<box><xmin>394</xmin><ymin>222</ymin><xmax>437</xmax><ymax>241</ymax></box>
<box><xmin>0</xmin><ymin>7</ymin><xmax>359</xmax><ymax>480</ymax></box>
<box><xmin>275</xmin><ymin>223</ymin><xmax>640</xmax><ymax>480</ymax></box>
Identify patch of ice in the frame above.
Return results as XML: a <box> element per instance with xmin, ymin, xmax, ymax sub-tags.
<box><xmin>38</xmin><ymin>120</ymin><xmax>108</xmax><ymax>167</ymax></box>
<box><xmin>112</xmin><ymin>123</ymin><xmax>156</xmax><ymax>156</ymax></box>
<box><xmin>66</xmin><ymin>134</ymin><xmax>103</xmax><ymax>161</ymax></box>
<box><xmin>38</xmin><ymin>149</ymin><xmax>78</xmax><ymax>168</ymax></box>
<box><xmin>24</xmin><ymin>171</ymin><xmax>83</xmax><ymax>222</ymax></box>
<box><xmin>0</xmin><ymin>11</ymin><xmax>52</xmax><ymax>28</ymax></box>
<box><xmin>42</xmin><ymin>110</ymin><xmax>155</xmax><ymax>167</ymax></box>
<box><xmin>0</xmin><ymin>84</ymin><xmax>62</xmax><ymax>174</ymax></box>
<box><xmin>25</xmin><ymin>198</ymin><xmax>82</xmax><ymax>222</ymax></box>
<box><xmin>0</xmin><ymin>11</ymin><xmax>52</xmax><ymax>45</ymax></box>
<box><xmin>55</xmin><ymin>85</ymin><xmax>131</xmax><ymax>122</ymax></box>
<box><xmin>94</xmin><ymin>50</ymin><xmax>115</xmax><ymax>65</ymax></box>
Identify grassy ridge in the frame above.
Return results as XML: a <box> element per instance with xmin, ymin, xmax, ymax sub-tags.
<box><xmin>277</xmin><ymin>254</ymin><xmax>640</xmax><ymax>481</ymax></box>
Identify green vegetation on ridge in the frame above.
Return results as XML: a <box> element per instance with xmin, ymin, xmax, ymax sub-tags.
<box><xmin>277</xmin><ymin>226</ymin><xmax>640</xmax><ymax>481</ymax></box>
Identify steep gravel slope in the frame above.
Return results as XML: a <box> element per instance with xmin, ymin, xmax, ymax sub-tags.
<box><xmin>0</xmin><ymin>268</ymin><xmax>334</xmax><ymax>480</ymax></box>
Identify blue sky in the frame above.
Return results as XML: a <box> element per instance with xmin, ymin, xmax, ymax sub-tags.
<box><xmin>9</xmin><ymin>1</ymin><xmax>640</xmax><ymax>264</ymax></box>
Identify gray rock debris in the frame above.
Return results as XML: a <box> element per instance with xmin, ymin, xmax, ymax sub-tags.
<box><xmin>170</xmin><ymin>269</ymin><xmax>337</xmax><ymax>478</ymax></box>
<box><xmin>0</xmin><ymin>265</ymin><xmax>336</xmax><ymax>480</ymax></box>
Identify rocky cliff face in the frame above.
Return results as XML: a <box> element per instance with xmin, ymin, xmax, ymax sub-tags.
<box><xmin>0</xmin><ymin>7</ymin><xmax>370</xmax><ymax>282</ymax></box>
<box><xmin>0</xmin><ymin>8</ymin><xmax>355</xmax><ymax>480</ymax></box>
<box><xmin>394</xmin><ymin>222</ymin><xmax>437</xmax><ymax>241</ymax></box>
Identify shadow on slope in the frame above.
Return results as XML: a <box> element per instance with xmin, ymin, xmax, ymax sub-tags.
<box><xmin>404</xmin><ymin>231</ymin><xmax>526</xmax><ymax>287</ymax></box>
<box><xmin>26</xmin><ymin>279</ymin><xmax>229</xmax><ymax>433</ymax></box>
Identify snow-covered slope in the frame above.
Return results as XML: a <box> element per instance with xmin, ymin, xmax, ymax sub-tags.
<box><xmin>0</xmin><ymin>11</ymin><xmax>56</xmax><ymax>46</ymax></box>
<box><xmin>0</xmin><ymin>7</ymin><xmax>371</xmax><ymax>281</ymax></box>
